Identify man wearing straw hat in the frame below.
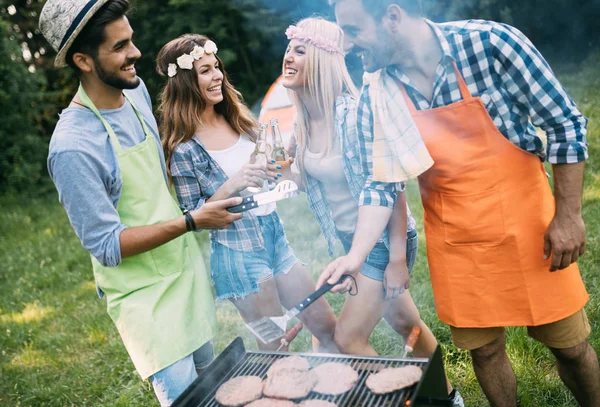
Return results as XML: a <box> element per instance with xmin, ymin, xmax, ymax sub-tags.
<box><xmin>318</xmin><ymin>0</ymin><xmax>600</xmax><ymax>406</ymax></box>
<box><xmin>38</xmin><ymin>1</ymin><xmax>242</xmax><ymax>405</ymax></box>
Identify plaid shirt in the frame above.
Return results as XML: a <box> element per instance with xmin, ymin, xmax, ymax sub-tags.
<box><xmin>170</xmin><ymin>135</ymin><xmax>264</xmax><ymax>252</ymax></box>
<box><xmin>359</xmin><ymin>19</ymin><xmax>587</xmax><ymax>166</ymax></box>
<box><xmin>303</xmin><ymin>94</ymin><xmax>416</xmax><ymax>256</ymax></box>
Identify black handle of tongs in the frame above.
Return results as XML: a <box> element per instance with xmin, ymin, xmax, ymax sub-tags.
<box><xmin>227</xmin><ymin>195</ymin><xmax>257</xmax><ymax>213</ymax></box>
<box><xmin>295</xmin><ymin>274</ymin><xmax>351</xmax><ymax>313</ymax></box>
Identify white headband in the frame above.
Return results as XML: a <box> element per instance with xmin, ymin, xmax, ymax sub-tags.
<box><xmin>168</xmin><ymin>40</ymin><xmax>218</xmax><ymax>78</ymax></box>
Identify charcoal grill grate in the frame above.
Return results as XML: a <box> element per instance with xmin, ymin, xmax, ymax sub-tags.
<box><xmin>173</xmin><ymin>337</ymin><xmax>449</xmax><ymax>407</ymax></box>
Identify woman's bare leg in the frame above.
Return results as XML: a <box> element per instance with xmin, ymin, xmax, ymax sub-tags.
<box><xmin>383</xmin><ymin>290</ymin><xmax>453</xmax><ymax>393</ymax></box>
<box><xmin>334</xmin><ymin>273</ymin><xmax>387</xmax><ymax>356</ymax></box>
<box><xmin>382</xmin><ymin>290</ymin><xmax>435</xmax><ymax>357</ymax></box>
<box><xmin>274</xmin><ymin>262</ymin><xmax>338</xmax><ymax>353</ymax></box>
<box><xmin>229</xmin><ymin>278</ymin><xmax>285</xmax><ymax>351</ymax></box>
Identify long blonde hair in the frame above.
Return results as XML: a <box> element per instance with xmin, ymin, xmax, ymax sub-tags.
<box><xmin>156</xmin><ymin>34</ymin><xmax>258</xmax><ymax>179</ymax></box>
<box><xmin>285</xmin><ymin>17</ymin><xmax>358</xmax><ymax>173</ymax></box>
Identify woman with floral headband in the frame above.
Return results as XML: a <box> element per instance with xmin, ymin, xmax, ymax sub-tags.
<box><xmin>281</xmin><ymin>18</ymin><xmax>463</xmax><ymax>404</ymax></box>
<box><xmin>156</xmin><ymin>34</ymin><xmax>338</xmax><ymax>353</ymax></box>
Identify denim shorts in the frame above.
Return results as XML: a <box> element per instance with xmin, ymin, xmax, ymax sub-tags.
<box><xmin>209</xmin><ymin>212</ymin><xmax>299</xmax><ymax>300</ymax></box>
<box><xmin>338</xmin><ymin>229</ymin><xmax>418</xmax><ymax>282</ymax></box>
<box><xmin>150</xmin><ymin>341</ymin><xmax>214</xmax><ymax>406</ymax></box>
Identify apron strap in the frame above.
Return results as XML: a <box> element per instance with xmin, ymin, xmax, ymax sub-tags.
<box><xmin>451</xmin><ymin>60</ymin><xmax>473</xmax><ymax>101</ymax></box>
<box><xmin>394</xmin><ymin>59</ymin><xmax>473</xmax><ymax>113</ymax></box>
<box><xmin>123</xmin><ymin>92</ymin><xmax>153</xmax><ymax>141</ymax></box>
<box><xmin>395</xmin><ymin>79</ymin><xmax>419</xmax><ymax>115</ymax></box>
<box><xmin>77</xmin><ymin>84</ymin><xmax>124</xmax><ymax>153</ymax></box>
<box><xmin>77</xmin><ymin>84</ymin><xmax>153</xmax><ymax>153</ymax></box>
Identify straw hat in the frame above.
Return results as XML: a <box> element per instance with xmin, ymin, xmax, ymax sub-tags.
<box><xmin>39</xmin><ymin>0</ymin><xmax>111</xmax><ymax>68</ymax></box>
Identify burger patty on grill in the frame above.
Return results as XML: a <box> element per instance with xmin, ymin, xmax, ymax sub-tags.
<box><xmin>263</xmin><ymin>368</ymin><xmax>317</xmax><ymax>399</ymax></box>
<box><xmin>311</xmin><ymin>362</ymin><xmax>359</xmax><ymax>396</ymax></box>
<box><xmin>215</xmin><ymin>376</ymin><xmax>264</xmax><ymax>406</ymax></box>
<box><xmin>266</xmin><ymin>356</ymin><xmax>310</xmax><ymax>377</ymax></box>
<box><xmin>245</xmin><ymin>398</ymin><xmax>297</xmax><ymax>406</ymax></box>
<box><xmin>365</xmin><ymin>365</ymin><xmax>423</xmax><ymax>395</ymax></box>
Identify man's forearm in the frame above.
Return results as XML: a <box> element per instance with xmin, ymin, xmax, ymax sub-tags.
<box><xmin>553</xmin><ymin>162</ymin><xmax>585</xmax><ymax>216</ymax></box>
<box><xmin>120</xmin><ymin>216</ymin><xmax>187</xmax><ymax>259</ymax></box>
<box><xmin>348</xmin><ymin>205</ymin><xmax>393</xmax><ymax>262</ymax></box>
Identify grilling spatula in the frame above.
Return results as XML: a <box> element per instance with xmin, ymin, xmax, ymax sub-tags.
<box><xmin>227</xmin><ymin>180</ymin><xmax>299</xmax><ymax>213</ymax></box>
<box><xmin>246</xmin><ymin>274</ymin><xmax>351</xmax><ymax>344</ymax></box>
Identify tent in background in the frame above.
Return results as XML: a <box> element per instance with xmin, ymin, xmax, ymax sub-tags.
<box><xmin>258</xmin><ymin>75</ymin><xmax>296</xmax><ymax>146</ymax></box>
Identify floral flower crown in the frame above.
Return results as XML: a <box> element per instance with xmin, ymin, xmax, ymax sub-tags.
<box><xmin>285</xmin><ymin>25</ymin><xmax>344</xmax><ymax>55</ymax></box>
<box><xmin>167</xmin><ymin>40</ymin><xmax>218</xmax><ymax>78</ymax></box>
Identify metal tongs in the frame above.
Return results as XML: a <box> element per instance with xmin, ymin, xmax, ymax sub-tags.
<box><xmin>227</xmin><ymin>180</ymin><xmax>299</xmax><ymax>213</ymax></box>
<box><xmin>246</xmin><ymin>274</ymin><xmax>352</xmax><ymax>344</ymax></box>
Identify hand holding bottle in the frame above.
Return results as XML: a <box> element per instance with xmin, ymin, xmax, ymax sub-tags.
<box><xmin>227</xmin><ymin>161</ymin><xmax>281</xmax><ymax>195</ymax></box>
<box><xmin>270</xmin><ymin>118</ymin><xmax>292</xmax><ymax>169</ymax></box>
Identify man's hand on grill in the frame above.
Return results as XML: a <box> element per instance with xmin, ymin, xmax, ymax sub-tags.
<box><xmin>383</xmin><ymin>260</ymin><xmax>410</xmax><ymax>300</ymax></box>
<box><xmin>317</xmin><ymin>254</ymin><xmax>362</xmax><ymax>293</ymax></box>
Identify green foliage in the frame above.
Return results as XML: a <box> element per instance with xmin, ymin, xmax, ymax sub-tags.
<box><xmin>1</xmin><ymin>0</ymin><xmax>598</xmax><ymax>193</ymax></box>
<box><xmin>129</xmin><ymin>0</ymin><xmax>289</xmax><ymax>108</ymax></box>
<box><xmin>0</xmin><ymin>19</ymin><xmax>51</xmax><ymax>194</ymax></box>
<box><xmin>422</xmin><ymin>0</ymin><xmax>600</xmax><ymax>60</ymax></box>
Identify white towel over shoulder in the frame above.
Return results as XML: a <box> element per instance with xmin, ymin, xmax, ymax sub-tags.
<box><xmin>364</xmin><ymin>69</ymin><xmax>433</xmax><ymax>182</ymax></box>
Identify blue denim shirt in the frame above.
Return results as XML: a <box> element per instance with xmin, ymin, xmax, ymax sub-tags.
<box><xmin>301</xmin><ymin>94</ymin><xmax>416</xmax><ymax>256</ymax></box>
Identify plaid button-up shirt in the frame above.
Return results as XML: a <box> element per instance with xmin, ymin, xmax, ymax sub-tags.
<box><xmin>359</xmin><ymin>19</ymin><xmax>588</xmax><ymax>167</ymax></box>
<box><xmin>303</xmin><ymin>94</ymin><xmax>416</xmax><ymax>256</ymax></box>
<box><xmin>170</xmin><ymin>135</ymin><xmax>265</xmax><ymax>252</ymax></box>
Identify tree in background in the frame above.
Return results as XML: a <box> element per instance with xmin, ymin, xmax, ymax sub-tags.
<box><xmin>1</xmin><ymin>0</ymin><xmax>598</xmax><ymax>194</ymax></box>
<box><xmin>423</xmin><ymin>0</ymin><xmax>600</xmax><ymax>61</ymax></box>
<box><xmin>0</xmin><ymin>18</ymin><xmax>49</xmax><ymax>194</ymax></box>
<box><xmin>129</xmin><ymin>0</ymin><xmax>288</xmax><ymax>108</ymax></box>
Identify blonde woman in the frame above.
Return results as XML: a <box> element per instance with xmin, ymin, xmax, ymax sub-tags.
<box><xmin>156</xmin><ymin>34</ymin><xmax>338</xmax><ymax>352</ymax></box>
<box><xmin>281</xmin><ymin>18</ymin><xmax>463</xmax><ymax>405</ymax></box>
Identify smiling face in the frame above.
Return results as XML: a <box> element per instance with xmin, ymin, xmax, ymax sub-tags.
<box><xmin>92</xmin><ymin>16</ymin><xmax>141</xmax><ymax>89</ymax></box>
<box><xmin>281</xmin><ymin>39</ymin><xmax>307</xmax><ymax>91</ymax></box>
<box><xmin>334</xmin><ymin>0</ymin><xmax>396</xmax><ymax>73</ymax></box>
<box><xmin>194</xmin><ymin>53</ymin><xmax>224</xmax><ymax>106</ymax></box>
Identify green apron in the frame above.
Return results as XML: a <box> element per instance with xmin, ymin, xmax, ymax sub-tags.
<box><xmin>78</xmin><ymin>85</ymin><xmax>217</xmax><ymax>379</ymax></box>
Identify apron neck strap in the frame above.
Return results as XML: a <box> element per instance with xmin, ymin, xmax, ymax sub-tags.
<box><xmin>77</xmin><ymin>84</ymin><xmax>152</xmax><ymax>153</ymax></box>
<box><xmin>395</xmin><ymin>79</ymin><xmax>419</xmax><ymax>115</ymax></box>
<box><xmin>395</xmin><ymin>59</ymin><xmax>473</xmax><ymax>114</ymax></box>
<box><xmin>451</xmin><ymin>60</ymin><xmax>472</xmax><ymax>100</ymax></box>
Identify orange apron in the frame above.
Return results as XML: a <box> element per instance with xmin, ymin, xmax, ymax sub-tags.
<box><xmin>399</xmin><ymin>63</ymin><xmax>588</xmax><ymax>328</ymax></box>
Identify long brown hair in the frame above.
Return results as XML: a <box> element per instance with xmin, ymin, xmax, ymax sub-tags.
<box><xmin>156</xmin><ymin>34</ymin><xmax>258</xmax><ymax>179</ymax></box>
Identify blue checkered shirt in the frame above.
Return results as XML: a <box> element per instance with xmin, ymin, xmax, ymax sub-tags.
<box><xmin>303</xmin><ymin>94</ymin><xmax>416</xmax><ymax>256</ymax></box>
<box><xmin>359</xmin><ymin>19</ymin><xmax>587</xmax><ymax>166</ymax></box>
<box><xmin>170</xmin><ymin>135</ymin><xmax>264</xmax><ymax>252</ymax></box>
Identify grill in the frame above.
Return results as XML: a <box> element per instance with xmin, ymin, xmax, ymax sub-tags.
<box><xmin>173</xmin><ymin>337</ymin><xmax>450</xmax><ymax>407</ymax></box>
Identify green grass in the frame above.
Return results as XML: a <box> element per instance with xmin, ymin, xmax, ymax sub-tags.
<box><xmin>1</xmin><ymin>54</ymin><xmax>599</xmax><ymax>406</ymax></box>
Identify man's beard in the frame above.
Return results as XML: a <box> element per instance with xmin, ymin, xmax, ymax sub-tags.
<box><xmin>94</xmin><ymin>57</ymin><xmax>140</xmax><ymax>90</ymax></box>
